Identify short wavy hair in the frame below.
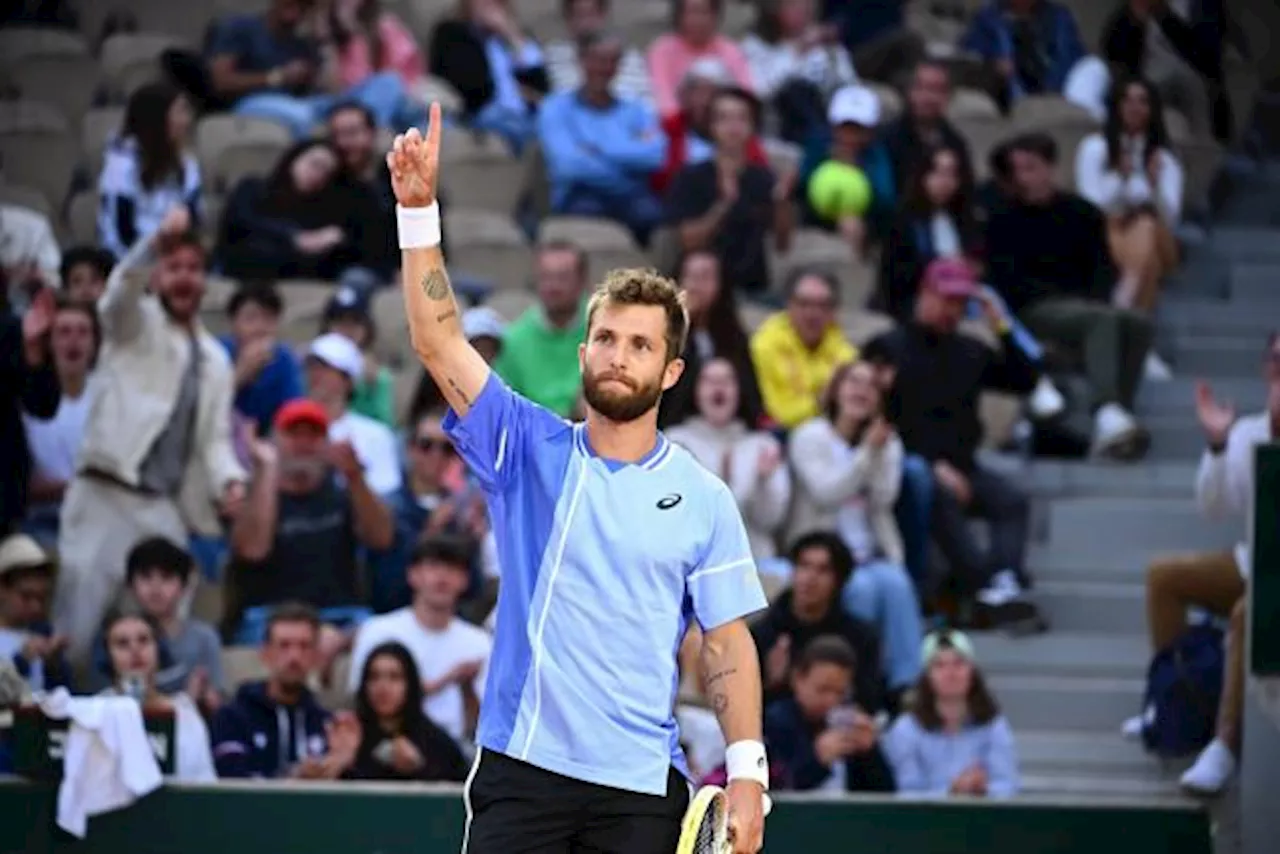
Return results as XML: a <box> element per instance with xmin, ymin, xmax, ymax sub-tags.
<box><xmin>585</xmin><ymin>268</ymin><xmax>689</xmax><ymax>363</ymax></box>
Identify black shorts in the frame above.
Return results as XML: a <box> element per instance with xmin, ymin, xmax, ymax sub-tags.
<box><xmin>463</xmin><ymin>749</ymin><xmax>690</xmax><ymax>854</ymax></box>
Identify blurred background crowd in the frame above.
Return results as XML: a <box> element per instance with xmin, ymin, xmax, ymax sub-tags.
<box><xmin>0</xmin><ymin>0</ymin><xmax>1275</xmax><ymax>823</ymax></box>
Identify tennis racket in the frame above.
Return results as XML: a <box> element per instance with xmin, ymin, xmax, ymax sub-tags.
<box><xmin>676</xmin><ymin>785</ymin><xmax>729</xmax><ymax>854</ymax></box>
<box><xmin>676</xmin><ymin>785</ymin><xmax>772</xmax><ymax>854</ymax></box>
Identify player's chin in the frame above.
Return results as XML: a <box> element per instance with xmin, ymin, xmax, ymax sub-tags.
<box><xmin>587</xmin><ymin>391</ymin><xmax>658</xmax><ymax>423</ymax></box>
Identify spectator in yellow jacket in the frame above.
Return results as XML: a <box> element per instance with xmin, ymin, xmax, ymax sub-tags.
<box><xmin>750</xmin><ymin>269</ymin><xmax>856</xmax><ymax>429</ymax></box>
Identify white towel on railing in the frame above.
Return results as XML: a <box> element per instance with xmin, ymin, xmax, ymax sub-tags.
<box><xmin>39</xmin><ymin>688</ymin><xmax>162</xmax><ymax>838</ymax></box>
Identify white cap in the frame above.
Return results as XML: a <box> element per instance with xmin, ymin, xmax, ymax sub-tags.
<box><xmin>307</xmin><ymin>332</ymin><xmax>364</xmax><ymax>383</ymax></box>
<box><xmin>828</xmin><ymin>84</ymin><xmax>881</xmax><ymax>127</ymax></box>
<box><xmin>462</xmin><ymin>306</ymin><xmax>506</xmax><ymax>342</ymax></box>
<box><xmin>0</xmin><ymin>534</ymin><xmax>51</xmax><ymax>578</ymax></box>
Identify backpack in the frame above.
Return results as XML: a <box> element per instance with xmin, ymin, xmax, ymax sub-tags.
<box><xmin>1139</xmin><ymin>624</ymin><xmax>1225</xmax><ymax>758</ymax></box>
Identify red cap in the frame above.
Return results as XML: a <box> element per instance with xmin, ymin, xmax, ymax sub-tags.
<box><xmin>923</xmin><ymin>258</ymin><xmax>978</xmax><ymax>298</ymax></box>
<box><xmin>274</xmin><ymin>398</ymin><xmax>329</xmax><ymax>433</ymax></box>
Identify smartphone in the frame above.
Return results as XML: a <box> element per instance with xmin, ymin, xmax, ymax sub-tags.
<box><xmin>372</xmin><ymin>740</ymin><xmax>395</xmax><ymax>765</ymax></box>
<box><xmin>827</xmin><ymin>705</ymin><xmax>859</xmax><ymax>730</ymax></box>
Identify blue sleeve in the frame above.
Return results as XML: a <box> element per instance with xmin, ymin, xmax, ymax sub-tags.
<box><xmin>278</xmin><ymin>346</ymin><xmax>304</xmax><ymax>401</ymax></box>
<box><xmin>442</xmin><ymin>371</ymin><xmax>566</xmax><ymax>494</ymax></box>
<box><xmin>960</xmin><ymin>8</ymin><xmax>1005</xmax><ymax>59</ymax></box>
<box><xmin>536</xmin><ymin>97</ymin><xmax>625</xmax><ymax>189</ymax></box>
<box><xmin>207</xmin><ymin>17</ymin><xmax>246</xmax><ymax>60</ymax></box>
<box><xmin>209</xmin><ymin>706</ymin><xmax>254</xmax><ymax>778</ymax></box>
<box><xmin>882</xmin><ymin>715</ymin><xmax>938</xmax><ymax>794</ymax></box>
<box><xmin>983</xmin><ymin>717</ymin><xmax>1021</xmax><ymax>796</ymax></box>
<box><xmin>597</xmin><ymin>104</ymin><xmax>667</xmax><ymax>173</ymax></box>
<box><xmin>686</xmin><ymin>479</ymin><xmax>767</xmax><ymax>631</ymax></box>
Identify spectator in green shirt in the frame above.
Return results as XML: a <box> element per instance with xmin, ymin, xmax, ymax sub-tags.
<box><xmin>320</xmin><ymin>287</ymin><xmax>395</xmax><ymax>427</ymax></box>
<box><xmin>493</xmin><ymin>241</ymin><xmax>590</xmax><ymax>417</ymax></box>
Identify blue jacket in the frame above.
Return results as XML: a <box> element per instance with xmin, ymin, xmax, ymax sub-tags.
<box><xmin>208</xmin><ymin>681</ymin><xmax>331</xmax><ymax>779</ymax></box>
<box><xmin>764</xmin><ymin>697</ymin><xmax>896</xmax><ymax>793</ymax></box>
<box><xmin>961</xmin><ymin>0</ymin><xmax>1085</xmax><ymax>99</ymax></box>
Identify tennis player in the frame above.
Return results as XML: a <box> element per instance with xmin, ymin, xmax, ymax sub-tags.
<box><xmin>387</xmin><ymin>110</ymin><xmax>769</xmax><ymax>853</ymax></box>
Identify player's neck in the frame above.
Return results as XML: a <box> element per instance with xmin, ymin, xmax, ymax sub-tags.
<box><xmin>584</xmin><ymin>409</ymin><xmax>660</xmax><ymax>463</ymax></box>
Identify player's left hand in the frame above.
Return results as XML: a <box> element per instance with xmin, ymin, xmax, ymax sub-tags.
<box><xmin>725</xmin><ymin>779</ymin><xmax>765</xmax><ymax>853</ymax></box>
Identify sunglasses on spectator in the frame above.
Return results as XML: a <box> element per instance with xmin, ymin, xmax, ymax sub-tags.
<box><xmin>414</xmin><ymin>437</ymin><xmax>453</xmax><ymax>453</ymax></box>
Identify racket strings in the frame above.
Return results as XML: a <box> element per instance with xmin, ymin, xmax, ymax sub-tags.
<box><xmin>694</xmin><ymin>797</ymin><xmax>727</xmax><ymax>854</ymax></box>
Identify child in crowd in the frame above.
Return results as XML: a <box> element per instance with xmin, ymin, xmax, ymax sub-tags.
<box><xmin>101</xmin><ymin>537</ymin><xmax>226</xmax><ymax>713</ymax></box>
<box><xmin>0</xmin><ymin>534</ymin><xmax>69</xmax><ymax>693</ymax></box>
<box><xmin>763</xmin><ymin>635</ymin><xmax>895</xmax><ymax>793</ymax></box>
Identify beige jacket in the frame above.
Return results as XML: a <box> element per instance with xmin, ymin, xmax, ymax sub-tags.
<box><xmin>76</xmin><ymin>236</ymin><xmax>245</xmax><ymax>535</ymax></box>
<box><xmin>785</xmin><ymin>416</ymin><xmax>905</xmax><ymax>564</ymax></box>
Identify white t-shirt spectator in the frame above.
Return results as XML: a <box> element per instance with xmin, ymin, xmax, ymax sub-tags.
<box><xmin>23</xmin><ymin>390</ymin><xmax>92</xmax><ymax>486</ymax></box>
<box><xmin>97</xmin><ymin>136</ymin><xmax>202</xmax><ymax>260</ymax></box>
<box><xmin>329</xmin><ymin>410</ymin><xmax>402</xmax><ymax>494</ymax></box>
<box><xmin>1074</xmin><ymin>133</ymin><xmax>1184</xmax><ymax>226</ymax></box>
<box><xmin>347</xmin><ymin>608</ymin><xmax>492</xmax><ymax>742</ymax></box>
<box><xmin>740</xmin><ymin>35</ymin><xmax>856</xmax><ymax>99</ymax></box>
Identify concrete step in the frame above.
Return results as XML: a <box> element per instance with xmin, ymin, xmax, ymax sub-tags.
<box><xmin>1028</xmin><ymin>547</ymin><xmax>1155</xmax><ymax>582</ymax></box>
<box><xmin>1018</xmin><ymin>772</ymin><xmax>1183</xmax><ymax>799</ymax></box>
<box><xmin>1016</xmin><ymin>729</ymin><xmax>1185</xmax><ymax>779</ymax></box>
<box><xmin>1135</xmin><ymin>377</ymin><xmax>1265</xmax><ymax>416</ymax></box>
<box><xmin>1228</xmin><ymin>261</ymin><xmax>1280</xmax><ymax>300</ymax></box>
<box><xmin>972</xmin><ymin>631</ymin><xmax>1147</xmax><ymax>679</ymax></box>
<box><xmin>1145</xmin><ymin>414</ymin><xmax>1217</xmax><ymax>458</ymax></box>
<box><xmin>1170</xmin><ymin>334</ymin><xmax>1272</xmax><ymax>376</ymax></box>
<box><xmin>1210</xmin><ymin>229</ymin><xmax>1280</xmax><ymax>262</ymax></box>
<box><xmin>1021</xmin><ymin>459</ymin><xmax>1198</xmax><ymax>498</ymax></box>
<box><xmin>989</xmin><ymin>673</ymin><xmax>1141</xmax><ymax>731</ymax></box>
<box><xmin>1157</xmin><ymin>297</ymin><xmax>1280</xmax><ymax>336</ymax></box>
<box><xmin>1044</xmin><ymin>497</ymin><xmax>1239</xmax><ymax>556</ymax></box>
<box><xmin>1032</xmin><ymin>579</ymin><xmax>1144</xmax><ymax>632</ymax></box>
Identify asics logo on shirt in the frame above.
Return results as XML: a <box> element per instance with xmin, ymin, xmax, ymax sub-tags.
<box><xmin>656</xmin><ymin>494</ymin><xmax>682</xmax><ymax>510</ymax></box>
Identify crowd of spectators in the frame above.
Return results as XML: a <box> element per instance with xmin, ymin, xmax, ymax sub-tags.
<box><xmin>0</xmin><ymin>0</ymin><xmax>1257</xmax><ymax>804</ymax></box>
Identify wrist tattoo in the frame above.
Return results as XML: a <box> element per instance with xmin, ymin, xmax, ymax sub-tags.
<box><xmin>436</xmin><ymin>309</ymin><xmax>457</xmax><ymax>323</ymax></box>
<box><xmin>421</xmin><ymin>269</ymin><xmax>450</xmax><ymax>300</ymax></box>
<box><xmin>712</xmin><ymin>693</ymin><xmax>729</xmax><ymax>715</ymax></box>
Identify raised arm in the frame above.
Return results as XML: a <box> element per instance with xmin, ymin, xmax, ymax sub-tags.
<box><xmin>388</xmin><ymin>108</ymin><xmax>491</xmax><ymax>418</ymax></box>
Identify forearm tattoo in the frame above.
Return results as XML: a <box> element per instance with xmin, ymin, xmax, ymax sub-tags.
<box><xmin>421</xmin><ymin>268</ymin><xmax>450</xmax><ymax>300</ymax></box>
<box><xmin>446</xmin><ymin>376</ymin><xmax>472</xmax><ymax>406</ymax></box>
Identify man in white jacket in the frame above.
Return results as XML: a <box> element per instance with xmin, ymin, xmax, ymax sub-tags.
<box><xmin>53</xmin><ymin>208</ymin><xmax>246</xmax><ymax>667</ymax></box>
<box><xmin>1138</xmin><ymin>333</ymin><xmax>1280</xmax><ymax>795</ymax></box>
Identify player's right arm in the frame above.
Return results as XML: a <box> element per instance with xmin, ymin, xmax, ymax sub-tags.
<box><xmin>388</xmin><ymin>107</ymin><xmax>490</xmax><ymax>418</ymax></box>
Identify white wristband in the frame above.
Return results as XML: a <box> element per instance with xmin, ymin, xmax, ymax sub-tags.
<box><xmin>724</xmin><ymin>740</ymin><xmax>769</xmax><ymax>789</ymax></box>
<box><xmin>396</xmin><ymin>202</ymin><xmax>441</xmax><ymax>249</ymax></box>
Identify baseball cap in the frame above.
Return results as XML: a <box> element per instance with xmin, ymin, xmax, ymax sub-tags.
<box><xmin>323</xmin><ymin>285</ymin><xmax>371</xmax><ymax>323</ymax></box>
<box><xmin>921</xmin><ymin>629</ymin><xmax>976</xmax><ymax>666</ymax></box>
<box><xmin>274</xmin><ymin>398</ymin><xmax>330</xmax><ymax>433</ymax></box>
<box><xmin>0</xmin><ymin>534</ymin><xmax>53</xmax><ymax>579</ymax></box>
<box><xmin>923</xmin><ymin>258</ymin><xmax>978</xmax><ymax>298</ymax></box>
<box><xmin>462</xmin><ymin>306</ymin><xmax>506</xmax><ymax>342</ymax></box>
<box><xmin>828</xmin><ymin>84</ymin><xmax>881</xmax><ymax>128</ymax></box>
<box><xmin>307</xmin><ymin>332</ymin><xmax>364</xmax><ymax>383</ymax></box>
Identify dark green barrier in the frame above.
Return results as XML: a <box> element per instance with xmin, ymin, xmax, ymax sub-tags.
<box><xmin>0</xmin><ymin>779</ymin><xmax>1210</xmax><ymax>854</ymax></box>
<box><xmin>1251</xmin><ymin>444</ymin><xmax>1280</xmax><ymax>675</ymax></box>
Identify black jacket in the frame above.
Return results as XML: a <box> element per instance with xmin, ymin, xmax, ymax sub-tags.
<box><xmin>764</xmin><ymin>696</ymin><xmax>896</xmax><ymax>793</ymax></box>
<box><xmin>0</xmin><ymin>311</ymin><xmax>59</xmax><ymax>535</ymax></box>
<box><xmin>751</xmin><ymin>591</ymin><xmax>885</xmax><ymax>714</ymax></box>
<box><xmin>875</xmin><ymin>209</ymin><xmax>984</xmax><ymax>322</ymax></box>
<box><xmin>209</xmin><ymin>681</ymin><xmax>331</xmax><ymax>779</ymax></box>
<box><xmin>871</xmin><ymin>321</ymin><xmax>1040</xmax><ymax>470</ymax></box>
<box><xmin>428</xmin><ymin>20</ymin><xmax>548</xmax><ymax>117</ymax></box>
<box><xmin>344</xmin><ymin>717</ymin><xmax>468</xmax><ymax>783</ymax></box>
<box><xmin>876</xmin><ymin>115</ymin><xmax>973</xmax><ymax>199</ymax></box>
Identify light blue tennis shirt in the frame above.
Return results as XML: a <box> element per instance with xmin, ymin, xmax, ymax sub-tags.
<box><xmin>443</xmin><ymin>373</ymin><xmax>767</xmax><ymax>796</ymax></box>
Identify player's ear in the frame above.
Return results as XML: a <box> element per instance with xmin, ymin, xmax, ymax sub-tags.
<box><xmin>578</xmin><ymin>341</ymin><xmax>587</xmax><ymax>375</ymax></box>
<box><xmin>662</xmin><ymin>356</ymin><xmax>685</xmax><ymax>392</ymax></box>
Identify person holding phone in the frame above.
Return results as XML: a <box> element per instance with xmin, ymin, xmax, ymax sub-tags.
<box><xmin>788</xmin><ymin>360</ymin><xmax>924</xmax><ymax>701</ymax></box>
<box><xmin>762</xmin><ymin>635</ymin><xmax>894</xmax><ymax>792</ymax></box>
